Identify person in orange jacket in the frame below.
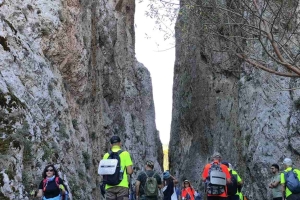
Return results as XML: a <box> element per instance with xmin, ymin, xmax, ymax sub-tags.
<box><xmin>181</xmin><ymin>180</ymin><xmax>195</xmax><ymax>200</ymax></box>
<box><xmin>202</xmin><ymin>152</ymin><xmax>231</xmax><ymax>200</ymax></box>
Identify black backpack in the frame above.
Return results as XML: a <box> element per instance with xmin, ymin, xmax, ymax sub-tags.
<box><xmin>103</xmin><ymin>150</ymin><xmax>124</xmax><ymax>185</ymax></box>
<box><xmin>227</xmin><ymin>170</ymin><xmax>238</xmax><ymax>196</ymax></box>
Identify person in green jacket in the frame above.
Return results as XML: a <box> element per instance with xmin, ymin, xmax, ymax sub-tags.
<box><xmin>281</xmin><ymin>158</ymin><xmax>300</xmax><ymax>200</ymax></box>
<box><xmin>222</xmin><ymin>162</ymin><xmax>243</xmax><ymax>200</ymax></box>
<box><xmin>103</xmin><ymin>135</ymin><xmax>133</xmax><ymax>200</ymax></box>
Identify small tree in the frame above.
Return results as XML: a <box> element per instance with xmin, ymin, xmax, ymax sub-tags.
<box><xmin>144</xmin><ymin>0</ymin><xmax>300</xmax><ymax>77</ymax></box>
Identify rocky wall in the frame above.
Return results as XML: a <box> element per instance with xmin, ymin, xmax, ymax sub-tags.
<box><xmin>169</xmin><ymin>0</ymin><xmax>300</xmax><ymax>199</ymax></box>
<box><xmin>0</xmin><ymin>0</ymin><xmax>163</xmax><ymax>199</ymax></box>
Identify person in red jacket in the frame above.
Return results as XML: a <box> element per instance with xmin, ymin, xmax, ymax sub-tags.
<box><xmin>202</xmin><ymin>152</ymin><xmax>231</xmax><ymax>200</ymax></box>
<box><xmin>181</xmin><ymin>180</ymin><xmax>195</xmax><ymax>200</ymax></box>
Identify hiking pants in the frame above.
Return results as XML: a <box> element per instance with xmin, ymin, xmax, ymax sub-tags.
<box><xmin>287</xmin><ymin>193</ymin><xmax>300</xmax><ymax>200</ymax></box>
<box><xmin>227</xmin><ymin>195</ymin><xmax>239</xmax><ymax>200</ymax></box>
<box><xmin>207</xmin><ymin>197</ymin><xmax>228</xmax><ymax>200</ymax></box>
<box><xmin>273</xmin><ymin>198</ymin><xmax>282</xmax><ymax>200</ymax></box>
<box><xmin>106</xmin><ymin>186</ymin><xmax>129</xmax><ymax>200</ymax></box>
<box><xmin>140</xmin><ymin>195</ymin><xmax>158</xmax><ymax>200</ymax></box>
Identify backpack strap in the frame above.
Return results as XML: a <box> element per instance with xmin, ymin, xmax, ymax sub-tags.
<box><xmin>43</xmin><ymin>177</ymin><xmax>60</xmax><ymax>192</ymax></box>
<box><xmin>42</xmin><ymin>179</ymin><xmax>48</xmax><ymax>192</ymax></box>
<box><xmin>55</xmin><ymin>177</ymin><xmax>60</xmax><ymax>188</ymax></box>
<box><xmin>117</xmin><ymin>150</ymin><xmax>124</xmax><ymax>155</ymax></box>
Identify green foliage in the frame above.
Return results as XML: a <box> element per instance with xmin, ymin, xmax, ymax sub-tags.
<box><xmin>58</xmin><ymin>123</ymin><xmax>69</xmax><ymax>139</ymax></box>
<box><xmin>0</xmin><ymin>173</ymin><xmax>4</xmax><ymax>186</ymax></box>
<box><xmin>245</xmin><ymin>134</ymin><xmax>251</xmax><ymax>147</ymax></box>
<box><xmin>0</xmin><ymin>138</ymin><xmax>11</xmax><ymax>154</ymax></box>
<box><xmin>69</xmin><ymin>177</ymin><xmax>82</xmax><ymax>199</ymax></box>
<box><xmin>48</xmin><ymin>83</ymin><xmax>54</xmax><ymax>95</ymax></box>
<box><xmin>5</xmin><ymin>169</ymin><xmax>14</xmax><ymax>180</ymax></box>
<box><xmin>22</xmin><ymin>172</ymin><xmax>30</xmax><ymax>193</ymax></box>
<box><xmin>78</xmin><ymin>169</ymin><xmax>85</xmax><ymax>180</ymax></box>
<box><xmin>72</xmin><ymin>119</ymin><xmax>78</xmax><ymax>130</ymax></box>
<box><xmin>0</xmin><ymin>192</ymin><xmax>10</xmax><ymax>200</ymax></box>
<box><xmin>7</xmin><ymin>122</ymin><xmax>33</xmax><ymax>162</ymax></box>
<box><xmin>41</xmin><ymin>142</ymin><xmax>59</xmax><ymax>161</ymax></box>
<box><xmin>82</xmin><ymin>151</ymin><xmax>91</xmax><ymax>170</ymax></box>
<box><xmin>294</xmin><ymin>98</ymin><xmax>300</xmax><ymax>109</ymax></box>
<box><xmin>91</xmin><ymin>132</ymin><xmax>96</xmax><ymax>140</ymax></box>
<box><xmin>41</xmin><ymin>28</ymin><xmax>50</xmax><ymax>36</ymax></box>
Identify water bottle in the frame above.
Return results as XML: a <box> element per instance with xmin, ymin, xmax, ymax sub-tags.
<box><xmin>119</xmin><ymin>169</ymin><xmax>124</xmax><ymax>180</ymax></box>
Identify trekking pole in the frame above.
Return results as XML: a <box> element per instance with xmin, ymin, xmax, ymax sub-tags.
<box><xmin>129</xmin><ymin>175</ymin><xmax>135</xmax><ymax>200</ymax></box>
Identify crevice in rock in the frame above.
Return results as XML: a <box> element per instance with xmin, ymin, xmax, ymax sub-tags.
<box><xmin>0</xmin><ymin>36</ymin><xmax>10</xmax><ymax>51</ymax></box>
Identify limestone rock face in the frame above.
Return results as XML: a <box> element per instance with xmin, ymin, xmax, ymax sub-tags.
<box><xmin>0</xmin><ymin>0</ymin><xmax>162</xmax><ymax>199</ymax></box>
<box><xmin>170</xmin><ymin>1</ymin><xmax>300</xmax><ymax>200</ymax></box>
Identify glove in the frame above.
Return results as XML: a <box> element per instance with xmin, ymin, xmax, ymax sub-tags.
<box><xmin>59</xmin><ymin>184</ymin><xmax>65</xmax><ymax>191</ymax></box>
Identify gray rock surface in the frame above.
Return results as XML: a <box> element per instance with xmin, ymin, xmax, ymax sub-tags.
<box><xmin>0</xmin><ymin>0</ymin><xmax>162</xmax><ymax>199</ymax></box>
<box><xmin>170</xmin><ymin>1</ymin><xmax>300</xmax><ymax>200</ymax></box>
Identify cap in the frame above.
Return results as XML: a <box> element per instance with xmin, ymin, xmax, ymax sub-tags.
<box><xmin>228</xmin><ymin>163</ymin><xmax>233</xmax><ymax>170</ymax></box>
<box><xmin>183</xmin><ymin>180</ymin><xmax>190</xmax><ymax>183</ymax></box>
<box><xmin>163</xmin><ymin>171</ymin><xmax>171</xmax><ymax>180</ymax></box>
<box><xmin>221</xmin><ymin>161</ymin><xmax>229</xmax><ymax>167</ymax></box>
<box><xmin>110</xmin><ymin>135</ymin><xmax>121</xmax><ymax>144</ymax></box>
<box><xmin>213</xmin><ymin>152</ymin><xmax>221</xmax><ymax>158</ymax></box>
<box><xmin>283</xmin><ymin>158</ymin><xmax>292</xmax><ymax>166</ymax></box>
<box><xmin>146</xmin><ymin>160</ymin><xmax>154</xmax><ymax>168</ymax></box>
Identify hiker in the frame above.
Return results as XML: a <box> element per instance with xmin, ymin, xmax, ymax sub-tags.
<box><xmin>181</xmin><ymin>180</ymin><xmax>195</xmax><ymax>200</ymax></box>
<box><xmin>35</xmin><ymin>164</ymin><xmax>67</xmax><ymax>200</ymax></box>
<box><xmin>163</xmin><ymin>171</ymin><xmax>178</xmax><ymax>200</ymax></box>
<box><xmin>281</xmin><ymin>158</ymin><xmax>300</xmax><ymax>200</ymax></box>
<box><xmin>102</xmin><ymin>135</ymin><xmax>133</xmax><ymax>200</ymax></box>
<box><xmin>269</xmin><ymin>164</ymin><xmax>282</xmax><ymax>200</ymax></box>
<box><xmin>221</xmin><ymin>162</ymin><xmax>243</xmax><ymax>200</ymax></box>
<box><xmin>135</xmin><ymin>160</ymin><xmax>162</xmax><ymax>200</ymax></box>
<box><xmin>202</xmin><ymin>152</ymin><xmax>231</xmax><ymax>200</ymax></box>
<box><xmin>175</xmin><ymin>183</ymin><xmax>181</xmax><ymax>200</ymax></box>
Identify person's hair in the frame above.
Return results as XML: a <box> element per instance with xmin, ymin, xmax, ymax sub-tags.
<box><xmin>146</xmin><ymin>160</ymin><xmax>154</xmax><ymax>169</ymax></box>
<box><xmin>42</xmin><ymin>164</ymin><xmax>59</xmax><ymax>178</ymax></box>
<box><xmin>183</xmin><ymin>181</ymin><xmax>191</xmax><ymax>188</ymax></box>
<box><xmin>272</xmin><ymin>164</ymin><xmax>279</xmax><ymax>171</ymax></box>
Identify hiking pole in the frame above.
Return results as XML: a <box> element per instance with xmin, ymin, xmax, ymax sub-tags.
<box><xmin>129</xmin><ymin>175</ymin><xmax>136</xmax><ymax>200</ymax></box>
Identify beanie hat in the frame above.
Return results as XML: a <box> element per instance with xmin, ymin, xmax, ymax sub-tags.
<box><xmin>163</xmin><ymin>171</ymin><xmax>171</xmax><ymax>179</ymax></box>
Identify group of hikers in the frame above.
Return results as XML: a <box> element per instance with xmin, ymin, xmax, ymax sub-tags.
<box><xmin>31</xmin><ymin>135</ymin><xmax>300</xmax><ymax>200</ymax></box>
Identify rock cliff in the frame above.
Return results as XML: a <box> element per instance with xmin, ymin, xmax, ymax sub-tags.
<box><xmin>170</xmin><ymin>1</ymin><xmax>300</xmax><ymax>200</ymax></box>
<box><xmin>0</xmin><ymin>0</ymin><xmax>162</xmax><ymax>199</ymax></box>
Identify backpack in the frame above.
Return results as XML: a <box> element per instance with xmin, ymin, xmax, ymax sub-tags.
<box><xmin>284</xmin><ymin>169</ymin><xmax>300</xmax><ymax>194</ymax></box>
<box><xmin>143</xmin><ymin>171</ymin><xmax>158</xmax><ymax>196</ymax></box>
<box><xmin>227</xmin><ymin>170</ymin><xmax>238</xmax><ymax>196</ymax></box>
<box><xmin>42</xmin><ymin>177</ymin><xmax>69</xmax><ymax>200</ymax></box>
<box><xmin>102</xmin><ymin>150</ymin><xmax>124</xmax><ymax>186</ymax></box>
<box><xmin>206</xmin><ymin>162</ymin><xmax>226</xmax><ymax>195</ymax></box>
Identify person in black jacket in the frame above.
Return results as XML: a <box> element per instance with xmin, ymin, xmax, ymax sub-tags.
<box><xmin>163</xmin><ymin>171</ymin><xmax>178</xmax><ymax>200</ymax></box>
<box><xmin>36</xmin><ymin>164</ymin><xmax>66</xmax><ymax>200</ymax></box>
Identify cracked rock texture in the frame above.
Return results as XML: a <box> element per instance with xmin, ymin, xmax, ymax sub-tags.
<box><xmin>169</xmin><ymin>1</ymin><xmax>300</xmax><ymax>200</ymax></box>
<box><xmin>0</xmin><ymin>0</ymin><xmax>162</xmax><ymax>199</ymax></box>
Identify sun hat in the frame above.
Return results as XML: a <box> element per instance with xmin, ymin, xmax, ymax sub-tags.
<box><xmin>212</xmin><ymin>152</ymin><xmax>222</xmax><ymax>158</ymax></box>
<box><xmin>283</xmin><ymin>158</ymin><xmax>292</xmax><ymax>166</ymax></box>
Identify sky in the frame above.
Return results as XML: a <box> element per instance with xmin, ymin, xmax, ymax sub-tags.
<box><xmin>135</xmin><ymin>1</ymin><xmax>178</xmax><ymax>145</ymax></box>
